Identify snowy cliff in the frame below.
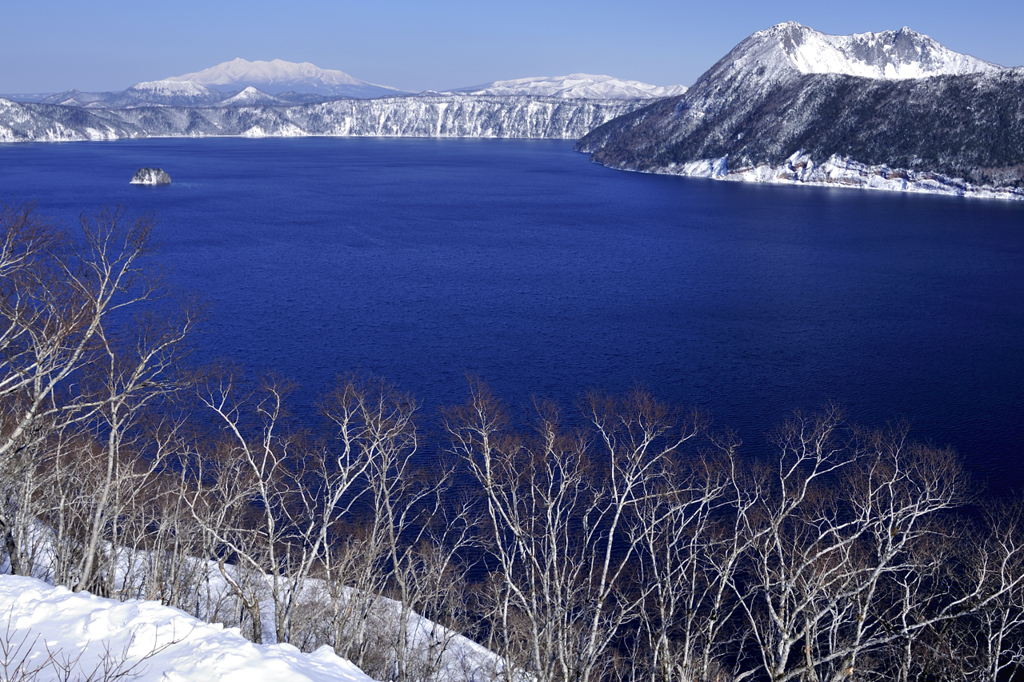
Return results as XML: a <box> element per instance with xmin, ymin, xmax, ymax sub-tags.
<box><xmin>0</xmin><ymin>94</ymin><xmax>647</xmax><ymax>142</ymax></box>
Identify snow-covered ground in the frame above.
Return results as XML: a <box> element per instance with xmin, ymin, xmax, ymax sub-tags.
<box><xmin>0</xmin><ymin>574</ymin><xmax>376</xmax><ymax>682</ymax></box>
<box><xmin>0</xmin><ymin>515</ymin><xmax>503</xmax><ymax>682</ymax></box>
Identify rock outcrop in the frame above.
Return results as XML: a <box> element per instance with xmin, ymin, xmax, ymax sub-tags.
<box><xmin>130</xmin><ymin>168</ymin><xmax>172</xmax><ymax>185</ymax></box>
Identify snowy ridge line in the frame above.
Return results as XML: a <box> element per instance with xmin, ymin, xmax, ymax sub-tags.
<box><xmin>648</xmin><ymin>152</ymin><xmax>1024</xmax><ymax>200</ymax></box>
<box><xmin>742</xmin><ymin>22</ymin><xmax>1002</xmax><ymax>81</ymax></box>
<box><xmin>450</xmin><ymin>73</ymin><xmax>688</xmax><ymax>99</ymax></box>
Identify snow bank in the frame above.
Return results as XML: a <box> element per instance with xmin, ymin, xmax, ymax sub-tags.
<box><xmin>0</xmin><ymin>575</ymin><xmax>376</xmax><ymax>682</ymax></box>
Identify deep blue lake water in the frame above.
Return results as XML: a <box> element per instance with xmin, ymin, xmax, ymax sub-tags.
<box><xmin>1</xmin><ymin>138</ymin><xmax>1023</xmax><ymax>492</ymax></box>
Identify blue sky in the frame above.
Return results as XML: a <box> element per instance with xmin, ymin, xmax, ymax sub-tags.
<box><xmin>2</xmin><ymin>0</ymin><xmax>1022</xmax><ymax>93</ymax></box>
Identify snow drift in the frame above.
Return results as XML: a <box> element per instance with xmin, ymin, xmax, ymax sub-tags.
<box><xmin>0</xmin><ymin>574</ymin><xmax>375</xmax><ymax>682</ymax></box>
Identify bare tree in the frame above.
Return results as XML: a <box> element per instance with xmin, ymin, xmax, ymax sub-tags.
<box><xmin>74</xmin><ymin>325</ymin><xmax>196</xmax><ymax>595</ymax></box>
<box><xmin>627</xmin><ymin>445</ymin><xmax>740</xmax><ymax>682</ymax></box>
<box><xmin>446</xmin><ymin>382</ymin><xmax>701</xmax><ymax>682</ymax></box>
<box><xmin>0</xmin><ymin>205</ymin><xmax>197</xmax><ymax>587</ymax></box>
<box><xmin>319</xmin><ymin>375</ymin><xmax>477</xmax><ymax>682</ymax></box>
<box><xmin>710</xmin><ymin>409</ymin><xmax>1024</xmax><ymax>682</ymax></box>
<box><xmin>184</xmin><ymin>371</ymin><xmax>389</xmax><ymax>646</ymax></box>
<box><xmin>0</xmin><ymin>206</ymin><xmax>161</xmax><ymax>461</ymax></box>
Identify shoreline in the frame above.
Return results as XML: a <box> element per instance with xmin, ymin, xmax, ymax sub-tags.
<box><xmin>599</xmin><ymin>151</ymin><xmax>1024</xmax><ymax>202</ymax></box>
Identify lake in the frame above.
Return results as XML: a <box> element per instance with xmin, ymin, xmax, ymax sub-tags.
<box><xmin>1</xmin><ymin>137</ymin><xmax>1022</xmax><ymax>492</ymax></box>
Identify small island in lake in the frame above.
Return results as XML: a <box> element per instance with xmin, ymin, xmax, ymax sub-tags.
<box><xmin>130</xmin><ymin>167</ymin><xmax>171</xmax><ymax>185</ymax></box>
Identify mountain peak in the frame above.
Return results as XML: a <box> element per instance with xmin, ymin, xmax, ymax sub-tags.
<box><xmin>735</xmin><ymin>23</ymin><xmax>1001</xmax><ymax>81</ymax></box>
<box><xmin>165</xmin><ymin>58</ymin><xmax>403</xmax><ymax>97</ymax></box>
<box><xmin>215</xmin><ymin>86</ymin><xmax>289</xmax><ymax>107</ymax></box>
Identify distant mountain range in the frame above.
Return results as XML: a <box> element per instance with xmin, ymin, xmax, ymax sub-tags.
<box><xmin>449</xmin><ymin>74</ymin><xmax>687</xmax><ymax>99</ymax></box>
<box><xmin>164</xmin><ymin>58</ymin><xmax>404</xmax><ymax>98</ymax></box>
<box><xmin>577</xmin><ymin>22</ymin><xmax>1023</xmax><ymax>199</ymax></box>
<box><xmin>2</xmin><ymin>59</ymin><xmax>686</xmax><ymax>107</ymax></box>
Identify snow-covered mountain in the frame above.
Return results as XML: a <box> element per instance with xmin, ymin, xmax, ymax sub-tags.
<box><xmin>452</xmin><ymin>73</ymin><xmax>688</xmax><ymax>99</ymax></box>
<box><xmin>36</xmin><ymin>81</ymin><xmax>225</xmax><ymax>108</ymax></box>
<box><xmin>711</xmin><ymin>21</ymin><xmax>1001</xmax><ymax>84</ymax></box>
<box><xmin>577</xmin><ymin>22</ymin><xmax>1023</xmax><ymax>200</ymax></box>
<box><xmin>215</xmin><ymin>85</ymin><xmax>291</xmax><ymax>107</ymax></box>
<box><xmin>38</xmin><ymin>89</ymin><xmax>116</xmax><ymax>107</ymax></box>
<box><xmin>165</xmin><ymin>58</ymin><xmax>404</xmax><ymax>98</ymax></box>
<box><xmin>35</xmin><ymin>85</ymin><xmax>331</xmax><ymax>108</ymax></box>
<box><xmin>121</xmin><ymin>80</ymin><xmax>225</xmax><ymax>106</ymax></box>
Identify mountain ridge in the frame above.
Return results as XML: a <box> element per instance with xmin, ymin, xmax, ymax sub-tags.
<box><xmin>733</xmin><ymin>22</ymin><xmax>1002</xmax><ymax>81</ymax></box>
<box><xmin>449</xmin><ymin>73</ymin><xmax>688</xmax><ymax>99</ymax></box>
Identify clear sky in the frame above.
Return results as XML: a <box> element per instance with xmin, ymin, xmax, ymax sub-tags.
<box><xmin>2</xmin><ymin>0</ymin><xmax>1022</xmax><ymax>94</ymax></box>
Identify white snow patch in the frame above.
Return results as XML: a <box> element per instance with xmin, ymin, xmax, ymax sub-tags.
<box><xmin>0</xmin><ymin>574</ymin><xmax>376</xmax><ymax>682</ymax></box>
<box><xmin>240</xmin><ymin>122</ymin><xmax>307</xmax><ymax>137</ymax></box>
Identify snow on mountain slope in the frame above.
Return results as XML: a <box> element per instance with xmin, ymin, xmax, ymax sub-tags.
<box><xmin>38</xmin><ymin>89</ymin><xmax>116</xmax><ymax>107</ymax></box>
<box><xmin>127</xmin><ymin>80</ymin><xmax>217</xmax><ymax>97</ymax></box>
<box><xmin>166</xmin><ymin>58</ymin><xmax>403</xmax><ymax>97</ymax></box>
<box><xmin>454</xmin><ymin>73</ymin><xmax>687</xmax><ymax>99</ymax></box>
<box><xmin>118</xmin><ymin>80</ymin><xmax>224</xmax><ymax>107</ymax></box>
<box><xmin>216</xmin><ymin>86</ymin><xmax>290</xmax><ymax>107</ymax></box>
<box><xmin>0</xmin><ymin>574</ymin><xmax>375</xmax><ymax>682</ymax></box>
<box><xmin>721</xmin><ymin>21</ymin><xmax>1001</xmax><ymax>82</ymax></box>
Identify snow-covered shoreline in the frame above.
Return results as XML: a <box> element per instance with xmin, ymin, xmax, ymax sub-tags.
<box><xmin>633</xmin><ymin>151</ymin><xmax>1024</xmax><ymax>201</ymax></box>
